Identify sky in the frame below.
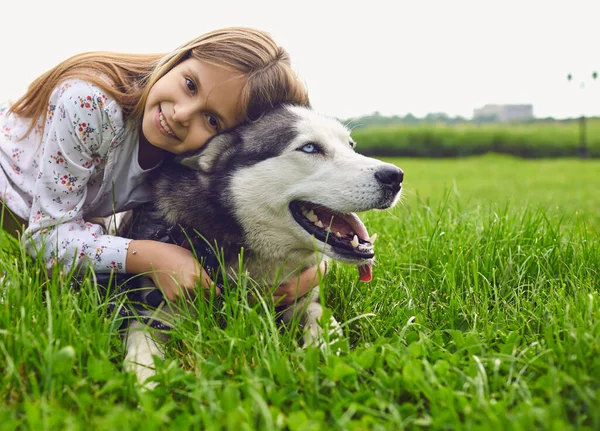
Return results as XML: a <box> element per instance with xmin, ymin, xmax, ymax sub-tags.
<box><xmin>1</xmin><ymin>0</ymin><xmax>599</xmax><ymax>120</ymax></box>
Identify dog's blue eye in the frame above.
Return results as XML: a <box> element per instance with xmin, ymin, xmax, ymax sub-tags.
<box><xmin>300</xmin><ymin>143</ymin><xmax>318</xmax><ymax>153</ymax></box>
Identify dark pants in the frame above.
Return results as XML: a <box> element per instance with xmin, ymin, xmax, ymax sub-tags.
<box><xmin>1</xmin><ymin>201</ymin><xmax>26</xmax><ymax>238</ymax></box>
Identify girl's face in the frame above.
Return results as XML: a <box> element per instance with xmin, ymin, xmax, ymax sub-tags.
<box><xmin>141</xmin><ymin>57</ymin><xmax>247</xmax><ymax>155</ymax></box>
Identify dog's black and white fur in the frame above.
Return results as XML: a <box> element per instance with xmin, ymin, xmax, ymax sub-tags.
<box><xmin>122</xmin><ymin>105</ymin><xmax>403</xmax><ymax>387</ymax></box>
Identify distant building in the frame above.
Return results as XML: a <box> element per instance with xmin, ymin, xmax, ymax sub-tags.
<box><xmin>473</xmin><ymin>104</ymin><xmax>534</xmax><ymax>122</ymax></box>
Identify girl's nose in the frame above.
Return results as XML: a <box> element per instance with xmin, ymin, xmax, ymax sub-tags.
<box><xmin>172</xmin><ymin>102</ymin><xmax>197</xmax><ymax>126</ymax></box>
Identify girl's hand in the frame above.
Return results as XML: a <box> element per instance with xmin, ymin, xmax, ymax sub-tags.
<box><xmin>126</xmin><ymin>240</ymin><xmax>221</xmax><ymax>301</ymax></box>
<box><xmin>273</xmin><ymin>261</ymin><xmax>328</xmax><ymax>306</ymax></box>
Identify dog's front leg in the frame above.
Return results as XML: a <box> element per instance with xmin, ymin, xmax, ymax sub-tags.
<box><xmin>279</xmin><ymin>286</ymin><xmax>342</xmax><ymax>349</ymax></box>
<box><xmin>123</xmin><ymin>320</ymin><xmax>167</xmax><ymax>390</ymax></box>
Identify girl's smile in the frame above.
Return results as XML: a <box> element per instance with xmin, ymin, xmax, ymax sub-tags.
<box><xmin>156</xmin><ymin>105</ymin><xmax>178</xmax><ymax>140</ymax></box>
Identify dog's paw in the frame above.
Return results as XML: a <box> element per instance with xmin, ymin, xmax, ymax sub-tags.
<box><xmin>301</xmin><ymin>315</ymin><xmax>344</xmax><ymax>355</ymax></box>
<box><xmin>124</xmin><ymin>320</ymin><xmax>166</xmax><ymax>390</ymax></box>
<box><xmin>127</xmin><ymin>364</ymin><xmax>159</xmax><ymax>391</ymax></box>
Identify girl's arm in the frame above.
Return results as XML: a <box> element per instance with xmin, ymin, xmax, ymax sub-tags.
<box><xmin>21</xmin><ymin>80</ymin><xmax>131</xmax><ymax>274</ymax></box>
<box><xmin>126</xmin><ymin>242</ymin><xmax>324</xmax><ymax>303</ymax></box>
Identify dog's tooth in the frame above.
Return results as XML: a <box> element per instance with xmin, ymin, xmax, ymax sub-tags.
<box><xmin>335</xmin><ymin>231</ymin><xmax>342</xmax><ymax>237</ymax></box>
<box><xmin>307</xmin><ymin>210</ymin><xmax>318</xmax><ymax>223</ymax></box>
<box><xmin>315</xmin><ymin>220</ymin><xmax>324</xmax><ymax>229</ymax></box>
<box><xmin>358</xmin><ymin>243</ymin><xmax>373</xmax><ymax>251</ymax></box>
<box><xmin>369</xmin><ymin>233</ymin><xmax>378</xmax><ymax>244</ymax></box>
<box><xmin>351</xmin><ymin>235</ymin><xmax>359</xmax><ymax>248</ymax></box>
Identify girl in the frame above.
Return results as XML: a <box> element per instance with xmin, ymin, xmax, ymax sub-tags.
<box><xmin>0</xmin><ymin>27</ymin><xmax>325</xmax><ymax>303</ymax></box>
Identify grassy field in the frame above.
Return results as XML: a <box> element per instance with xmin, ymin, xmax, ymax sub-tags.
<box><xmin>394</xmin><ymin>154</ymin><xmax>600</xmax><ymax>226</ymax></box>
<box><xmin>1</xmin><ymin>154</ymin><xmax>599</xmax><ymax>430</ymax></box>
<box><xmin>352</xmin><ymin>119</ymin><xmax>600</xmax><ymax>158</ymax></box>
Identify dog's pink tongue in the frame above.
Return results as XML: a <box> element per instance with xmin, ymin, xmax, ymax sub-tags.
<box><xmin>340</xmin><ymin>212</ymin><xmax>369</xmax><ymax>241</ymax></box>
<box><xmin>338</xmin><ymin>213</ymin><xmax>373</xmax><ymax>282</ymax></box>
<box><xmin>358</xmin><ymin>263</ymin><xmax>373</xmax><ymax>282</ymax></box>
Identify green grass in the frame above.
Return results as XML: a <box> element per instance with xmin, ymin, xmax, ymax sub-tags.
<box><xmin>1</xmin><ymin>154</ymin><xmax>599</xmax><ymax>430</ymax></box>
<box><xmin>352</xmin><ymin>119</ymin><xmax>600</xmax><ymax>158</ymax></box>
<box><xmin>395</xmin><ymin>154</ymin><xmax>600</xmax><ymax>226</ymax></box>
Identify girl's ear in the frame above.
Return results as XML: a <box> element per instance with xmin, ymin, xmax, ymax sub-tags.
<box><xmin>176</xmin><ymin>132</ymin><xmax>237</xmax><ymax>173</ymax></box>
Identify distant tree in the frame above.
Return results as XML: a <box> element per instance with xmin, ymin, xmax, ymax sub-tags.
<box><xmin>403</xmin><ymin>113</ymin><xmax>418</xmax><ymax>124</ymax></box>
<box><xmin>425</xmin><ymin>112</ymin><xmax>449</xmax><ymax>122</ymax></box>
<box><xmin>338</xmin><ymin>110</ymin><xmax>575</xmax><ymax>129</ymax></box>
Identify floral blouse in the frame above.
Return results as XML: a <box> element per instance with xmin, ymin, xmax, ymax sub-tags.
<box><xmin>0</xmin><ymin>79</ymin><xmax>150</xmax><ymax>274</ymax></box>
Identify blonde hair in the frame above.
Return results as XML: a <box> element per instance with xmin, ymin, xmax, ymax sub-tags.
<box><xmin>10</xmin><ymin>27</ymin><xmax>310</xmax><ymax>138</ymax></box>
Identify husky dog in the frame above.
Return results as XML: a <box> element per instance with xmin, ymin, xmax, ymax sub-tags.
<box><xmin>122</xmin><ymin>105</ymin><xmax>403</xmax><ymax>387</ymax></box>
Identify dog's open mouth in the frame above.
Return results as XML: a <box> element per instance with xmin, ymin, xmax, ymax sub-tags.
<box><xmin>289</xmin><ymin>200</ymin><xmax>376</xmax><ymax>282</ymax></box>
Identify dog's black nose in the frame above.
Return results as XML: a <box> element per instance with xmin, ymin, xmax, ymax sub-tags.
<box><xmin>375</xmin><ymin>166</ymin><xmax>403</xmax><ymax>192</ymax></box>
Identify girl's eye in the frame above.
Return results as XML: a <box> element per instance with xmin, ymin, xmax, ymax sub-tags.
<box><xmin>299</xmin><ymin>143</ymin><xmax>320</xmax><ymax>154</ymax></box>
<box><xmin>206</xmin><ymin>114</ymin><xmax>220</xmax><ymax>130</ymax></box>
<box><xmin>185</xmin><ymin>77</ymin><xmax>196</xmax><ymax>93</ymax></box>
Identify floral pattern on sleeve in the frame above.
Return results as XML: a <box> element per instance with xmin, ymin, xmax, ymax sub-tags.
<box><xmin>18</xmin><ymin>80</ymin><xmax>130</xmax><ymax>273</ymax></box>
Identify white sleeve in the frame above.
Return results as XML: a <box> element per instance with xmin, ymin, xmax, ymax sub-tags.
<box><xmin>22</xmin><ymin>80</ymin><xmax>131</xmax><ymax>274</ymax></box>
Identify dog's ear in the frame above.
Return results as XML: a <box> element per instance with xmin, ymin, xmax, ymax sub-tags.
<box><xmin>177</xmin><ymin>132</ymin><xmax>237</xmax><ymax>173</ymax></box>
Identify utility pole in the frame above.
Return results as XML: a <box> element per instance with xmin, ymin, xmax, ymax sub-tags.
<box><xmin>567</xmin><ymin>71</ymin><xmax>597</xmax><ymax>159</ymax></box>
